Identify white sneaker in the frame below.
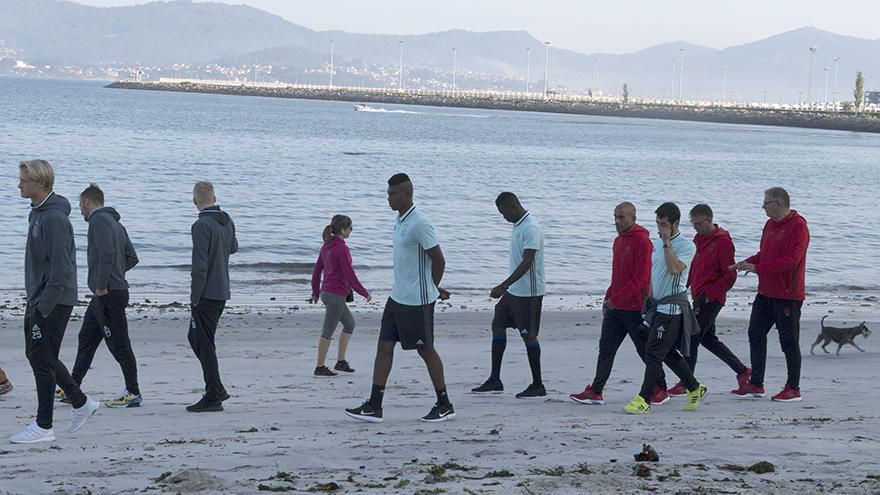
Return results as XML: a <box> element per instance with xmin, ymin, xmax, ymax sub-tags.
<box><xmin>10</xmin><ymin>423</ymin><xmax>55</xmax><ymax>444</ymax></box>
<box><xmin>68</xmin><ymin>397</ymin><xmax>101</xmax><ymax>433</ymax></box>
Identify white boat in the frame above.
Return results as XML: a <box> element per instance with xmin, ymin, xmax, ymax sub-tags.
<box><xmin>354</xmin><ymin>104</ymin><xmax>372</xmax><ymax>111</ymax></box>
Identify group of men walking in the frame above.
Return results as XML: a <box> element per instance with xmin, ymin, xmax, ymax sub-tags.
<box><xmin>12</xmin><ymin>160</ymin><xmax>236</xmax><ymax>443</ymax></box>
<box><xmin>9</xmin><ymin>161</ymin><xmax>810</xmax><ymax>440</ymax></box>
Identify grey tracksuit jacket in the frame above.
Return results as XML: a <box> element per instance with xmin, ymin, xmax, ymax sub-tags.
<box><xmin>86</xmin><ymin>207</ymin><xmax>139</xmax><ymax>293</ymax></box>
<box><xmin>25</xmin><ymin>192</ymin><xmax>78</xmax><ymax>317</ymax></box>
<box><xmin>190</xmin><ymin>206</ymin><xmax>238</xmax><ymax>305</ymax></box>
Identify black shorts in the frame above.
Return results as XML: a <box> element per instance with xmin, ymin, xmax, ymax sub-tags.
<box><xmin>379</xmin><ymin>298</ymin><xmax>435</xmax><ymax>350</ymax></box>
<box><xmin>492</xmin><ymin>293</ymin><xmax>543</xmax><ymax>339</ymax></box>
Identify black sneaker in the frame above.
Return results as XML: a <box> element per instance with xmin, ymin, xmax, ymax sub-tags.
<box><xmin>186</xmin><ymin>396</ymin><xmax>223</xmax><ymax>412</ymax></box>
<box><xmin>334</xmin><ymin>361</ymin><xmax>355</xmax><ymax>373</ymax></box>
<box><xmin>344</xmin><ymin>401</ymin><xmax>383</xmax><ymax>423</ymax></box>
<box><xmin>471</xmin><ymin>378</ymin><xmax>504</xmax><ymax>393</ymax></box>
<box><xmin>421</xmin><ymin>402</ymin><xmax>456</xmax><ymax>422</ymax></box>
<box><xmin>314</xmin><ymin>366</ymin><xmax>338</xmax><ymax>377</ymax></box>
<box><xmin>217</xmin><ymin>390</ymin><xmax>231</xmax><ymax>402</ymax></box>
<box><xmin>515</xmin><ymin>383</ymin><xmax>547</xmax><ymax>399</ymax></box>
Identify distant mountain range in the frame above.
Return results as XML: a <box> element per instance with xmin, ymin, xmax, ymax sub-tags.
<box><xmin>2</xmin><ymin>0</ymin><xmax>879</xmax><ymax>102</ymax></box>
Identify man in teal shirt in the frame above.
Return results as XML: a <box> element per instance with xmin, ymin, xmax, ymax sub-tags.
<box><xmin>625</xmin><ymin>202</ymin><xmax>707</xmax><ymax>414</ymax></box>
<box><xmin>472</xmin><ymin>192</ymin><xmax>546</xmax><ymax>399</ymax></box>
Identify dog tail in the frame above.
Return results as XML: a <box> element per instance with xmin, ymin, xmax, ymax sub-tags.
<box><xmin>821</xmin><ymin>314</ymin><xmax>828</xmax><ymax>329</ymax></box>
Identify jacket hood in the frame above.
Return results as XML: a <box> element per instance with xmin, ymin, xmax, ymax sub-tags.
<box><xmin>620</xmin><ymin>223</ymin><xmax>650</xmax><ymax>238</ymax></box>
<box><xmin>695</xmin><ymin>225</ymin><xmax>731</xmax><ymax>245</ymax></box>
<box><xmin>199</xmin><ymin>205</ymin><xmax>231</xmax><ymax>225</ymax></box>
<box><xmin>87</xmin><ymin>206</ymin><xmax>120</xmax><ymax>222</ymax></box>
<box><xmin>773</xmin><ymin>210</ymin><xmax>805</xmax><ymax>226</ymax></box>
<box><xmin>32</xmin><ymin>192</ymin><xmax>71</xmax><ymax>216</ymax></box>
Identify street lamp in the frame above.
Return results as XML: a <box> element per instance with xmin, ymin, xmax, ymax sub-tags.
<box><xmin>329</xmin><ymin>39</ymin><xmax>334</xmax><ymax>87</ymax></box>
<box><xmin>593</xmin><ymin>58</ymin><xmax>600</xmax><ymax>95</ymax></box>
<box><xmin>823</xmin><ymin>66</ymin><xmax>829</xmax><ymax>105</ymax></box>
<box><xmin>543</xmin><ymin>41</ymin><xmax>551</xmax><ymax>98</ymax></box>
<box><xmin>721</xmin><ymin>65</ymin><xmax>727</xmax><ymax>103</ymax></box>
<box><xmin>807</xmin><ymin>46</ymin><xmax>817</xmax><ymax>105</ymax></box>
<box><xmin>678</xmin><ymin>48</ymin><xmax>685</xmax><ymax>100</ymax></box>
<box><xmin>452</xmin><ymin>47</ymin><xmax>457</xmax><ymax>93</ymax></box>
<box><xmin>525</xmin><ymin>47</ymin><xmax>531</xmax><ymax>93</ymax></box>
<box><xmin>832</xmin><ymin>56</ymin><xmax>840</xmax><ymax>108</ymax></box>
<box><xmin>671</xmin><ymin>57</ymin><xmax>676</xmax><ymax>100</ymax></box>
<box><xmin>398</xmin><ymin>40</ymin><xmax>404</xmax><ymax>91</ymax></box>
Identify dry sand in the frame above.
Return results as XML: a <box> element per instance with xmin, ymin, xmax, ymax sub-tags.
<box><xmin>0</xmin><ymin>297</ymin><xmax>877</xmax><ymax>494</ymax></box>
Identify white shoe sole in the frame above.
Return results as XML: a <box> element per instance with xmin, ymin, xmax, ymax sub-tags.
<box><xmin>344</xmin><ymin>410</ymin><xmax>383</xmax><ymax>423</ymax></box>
<box><xmin>421</xmin><ymin>412</ymin><xmax>456</xmax><ymax>423</ymax></box>
<box><xmin>569</xmin><ymin>395</ymin><xmax>604</xmax><ymax>405</ymax></box>
<box><xmin>650</xmin><ymin>398</ymin><xmax>670</xmax><ymax>406</ymax></box>
<box><xmin>771</xmin><ymin>397</ymin><xmax>802</xmax><ymax>402</ymax></box>
<box><xmin>732</xmin><ymin>393</ymin><xmax>765</xmax><ymax>399</ymax></box>
<box><xmin>10</xmin><ymin>434</ymin><xmax>55</xmax><ymax>444</ymax></box>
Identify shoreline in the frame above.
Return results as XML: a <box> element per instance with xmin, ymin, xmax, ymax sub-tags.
<box><xmin>0</xmin><ymin>308</ymin><xmax>877</xmax><ymax>493</ymax></box>
<box><xmin>107</xmin><ymin>80</ymin><xmax>880</xmax><ymax>134</ymax></box>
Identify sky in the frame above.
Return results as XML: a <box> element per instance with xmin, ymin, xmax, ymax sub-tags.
<box><xmin>74</xmin><ymin>0</ymin><xmax>879</xmax><ymax>54</ymax></box>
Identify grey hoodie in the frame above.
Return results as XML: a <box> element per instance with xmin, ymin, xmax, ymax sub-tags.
<box><xmin>25</xmin><ymin>192</ymin><xmax>78</xmax><ymax>316</ymax></box>
<box><xmin>191</xmin><ymin>206</ymin><xmax>238</xmax><ymax>305</ymax></box>
<box><xmin>86</xmin><ymin>206</ymin><xmax>139</xmax><ymax>293</ymax></box>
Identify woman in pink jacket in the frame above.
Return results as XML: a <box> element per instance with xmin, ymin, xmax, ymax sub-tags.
<box><xmin>309</xmin><ymin>215</ymin><xmax>371</xmax><ymax>377</ymax></box>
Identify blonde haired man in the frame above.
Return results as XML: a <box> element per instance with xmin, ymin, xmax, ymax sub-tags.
<box><xmin>13</xmin><ymin>160</ymin><xmax>100</xmax><ymax>444</ymax></box>
<box><xmin>187</xmin><ymin>181</ymin><xmax>238</xmax><ymax>412</ymax></box>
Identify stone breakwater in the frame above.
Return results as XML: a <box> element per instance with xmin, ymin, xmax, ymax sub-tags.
<box><xmin>107</xmin><ymin>81</ymin><xmax>880</xmax><ymax>133</ymax></box>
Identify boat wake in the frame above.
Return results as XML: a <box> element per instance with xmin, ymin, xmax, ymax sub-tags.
<box><xmin>354</xmin><ymin>103</ymin><xmax>488</xmax><ymax>118</ymax></box>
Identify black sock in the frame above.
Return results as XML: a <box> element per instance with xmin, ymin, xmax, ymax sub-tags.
<box><xmin>435</xmin><ymin>387</ymin><xmax>451</xmax><ymax>406</ymax></box>
<box><xmin>525</xmin><ymin>340</ymin><xmax>542</xmax><ymax>386</ymax></box>
<box><xmin>369</xmin><ymin>384</ymin><xmax>385</xmax><ymax>409</ymax></box>
<box><xmin>490</xmin><ymin>335</ymin><xmax>506</xmax><ymax>381</ymax></box>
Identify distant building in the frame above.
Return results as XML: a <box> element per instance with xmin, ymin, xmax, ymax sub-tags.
<box><xmin>867</xmin><ymin>91</ymin><xmax>880</xmax><ymax>105</ymax></box>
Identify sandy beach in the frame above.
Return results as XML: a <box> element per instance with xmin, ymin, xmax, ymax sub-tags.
<box><xmin>0</xmin><ymin>297</ymin><xmax>877</xmax><ymax>494</ymax></box>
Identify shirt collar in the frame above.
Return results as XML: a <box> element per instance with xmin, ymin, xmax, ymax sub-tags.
<box><xmin>514</xmin><ymin>211</ymin><xmax>530</xmax><ymax>227</ymax></box>
<box><xmin>398</xmin><ymin>205</ymin><xmax>416</xmax><ymax>223</ymax></box>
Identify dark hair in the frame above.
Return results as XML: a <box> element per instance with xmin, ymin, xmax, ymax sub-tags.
<box><xmin>387</xmin><ymin>173</ymin><xmax>411</xmax><ymax>186</ymax></box>
<box><xmin>322</xmin><ymin>214</ymin><xmax>352</xmax><ymax>244</ymax></box>
<box><xmin>80</xmin><ymin>183</ymin><xmax>104</xmax><ymax>205</ymax></box>
<box><xmin>495</xmin><ymin>191</ymin><xmax>519</xmax><ymax>207</ymax></box>
<box><xmin>765</xmin><ymin>187</ymin><xmax>790</xmax><ymax>208</ymax></box>
<box><xmin>654</xmin><ymin>202</ymin><xmax>681</xmax><ymax>224</ymax></box>
<box><xmin>689</xmin><ymin>203</ymin><xmax>713</xmax><ymax>220</ymax></box>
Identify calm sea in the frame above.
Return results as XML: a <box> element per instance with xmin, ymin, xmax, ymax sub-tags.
<box><xmin>1</xmin><ymin>77</ymin><xmax>878</xmax><ymax>306</ymax></box>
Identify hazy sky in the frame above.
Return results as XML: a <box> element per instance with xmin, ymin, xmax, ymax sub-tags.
<box><xmin>74</xmin><ymin>0</ymin><xmax>879</xmax><ymax>54</ymax></box>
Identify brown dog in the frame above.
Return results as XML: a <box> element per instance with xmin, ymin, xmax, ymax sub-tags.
<box><xmin>811</xmin><ymin>315</ymin><xmax>871</xmax><ymax>355</ymax></box>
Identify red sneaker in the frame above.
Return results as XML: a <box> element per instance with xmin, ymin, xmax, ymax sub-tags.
<box><xmin>650</xmin><ymin>386</ymin><xmax>670</xmax><ymax>405</ymax></box>
<box><xmin>771</xmin><ymin>384</ymin><xmax>802</xmax><ymax>402</ymax></box>
<box><xmin>731</xmin><ymin>382</ymin><xmax>765</xmax><ymax>398</ymax></box>
<box><xmin>667</xmin><ymin>382</ymin><xmax>687</xmax><ymax>396</ymax></box>
<box><xmin>569</xmin><ymin>385</ymin><xmax>604</xmax><ymax>405</ymax></box>
<box><xmin>736</xmin><ymin>367</ymin><xmax>752</xmax><ymax>389</ymax></box>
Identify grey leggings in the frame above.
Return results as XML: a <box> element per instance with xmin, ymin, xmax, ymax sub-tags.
<box><xmin>320</xmin><ymin>291</ymin><xmax>355</xmax><ymax>339</ymax></box>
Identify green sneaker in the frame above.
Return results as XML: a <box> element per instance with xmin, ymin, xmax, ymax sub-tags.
<box><xmin>684</xmin><ymin>384</ymin><xmax>708</xmax><ymax>411</ymax></box>
<box><xmin>623</xmin><ymin>395</ymin><xmax>651</xmax><ymax>414</ymax></box>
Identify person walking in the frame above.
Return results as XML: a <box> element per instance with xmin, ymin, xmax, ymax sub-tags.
<box><xmin>12</xmin><ymin>160</ymin><xmax>100</xmax><ymax>444</ymax></box>
<box><xmin>310</xmin><ymin>214</ymin><xmax>371</xmax><ymax>377</ymax></box>
<box><xmin>570</xmin><ymin>202</ymin><xmax>669</xmax><ymax>406</ymax></box>
<box><xmin>624</xmin><ymin>202</ymin><xmax>707</xmax><ymax>414</ymax></box>
<box><xmin>731</xmin><ymin>187</ymin><xmax>809</xmax><ymax>402</ymax></box>
<box><xmin>66</xmin><ymin>184</ymin><xmax>142</xmax><ymax>408</ymax></box>
<box><xmin>186</xmin><ymin>181</ymin><xmax>238</xmax><ymax>412</ymax></box>
<box><xmin>345</xmin><ymin>173</ymin><xmax>454</xmax><ymax>423</ymax></box>
<box><xmin>472</xmin><ymin>192</ymin><xmax>546</xmax><ymax>399</ymax></box>
<box><xmin>666</xmin><ymin>204</ymin><xmax>750</xmax><ymax>396</ymax></box>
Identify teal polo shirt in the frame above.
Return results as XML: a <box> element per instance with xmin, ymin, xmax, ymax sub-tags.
<box><xmin>650</xmin><ymin>231</ymin><xmax>695</xmax><ymax>315</ymax></box>
<box><xmin>390</xmin><ymin>205</ymin><xmax>440</xmax><ymax>306</ymax></box>
<box><xmin>507</xmin><ymin>212</ymin><xmax>545</xmax><ymax>298</ymax></box>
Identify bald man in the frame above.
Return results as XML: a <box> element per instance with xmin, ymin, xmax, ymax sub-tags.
<box><xmin>570</xmin><ymin>202</ymin><xmax>668</xmax><ymax>406</ymax></box>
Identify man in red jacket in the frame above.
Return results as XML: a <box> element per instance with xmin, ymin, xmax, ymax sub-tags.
<box><xmin>570</xmin><ymin>202</ymin><xmax>667</xmax><ymax>406</ymax></box>
<box><xmin>731</xmin><ymin>187</ymin><xmax>809</xmax><ymax>402</ymax></box>
<box><xmin>667</xmin><ymin>204</ymin><xmax>750</xmax><ymax>397</ymax></box>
